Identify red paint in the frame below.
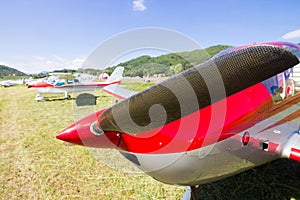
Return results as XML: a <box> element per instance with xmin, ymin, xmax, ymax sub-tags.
<box><xmin>119</xmin><ymin>83</ymin><xmax>270</xmax><ymax>153</ymax></box>
<box><xmin>268</xmin><ymin>142</ymin><xmax>279</xmax><ymax>153</ymax></box>
<box><xmin>57</xmin><ymin>83</ymin><xmax>273</xmax><ymax>154</ymax></box>
<box><xmin>102</xmin><ymin>88</ymin><xmax>125</xmax><ymax>99</ymax></box>
<box><xmin>242</xmin><ymin>132</ymin><xmax>250</xmax><ymax>146</ymax></box>
<box><xmin>28</xmin><ymin>82</ymin><xmax>53</xmax><ymax>88</ymax></box>
<box><xmin>290</xmin><ymin>148</ymin><xmax>300</xmax><ymax>161</ymax></box>
<box><xmin>29</xmin><ymin>81</ymin><xmax>121</xmax><ymax>89</ymax></box>
<box><xmin>55</xmin><ymin>81</ymin><xmax>121</xmax><ymax>88</ymax></box>
<box><xmin>56</xmin><ymin>108</ymin><xmax>127</xmax><ymax>150</ymax></box>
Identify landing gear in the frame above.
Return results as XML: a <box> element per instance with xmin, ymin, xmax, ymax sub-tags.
<box><xmin>182</xmin><ymin>186</ymin><xmax>200</xmax><ymax>200</ymax></box>
<box><xmin>190</xmin><ymin>186</ymin><xmax>200</xmax><ymax>200</ymax></box>
<box><xmin>64</xmin><ymin>92</ymin><xmax>71</xmax><ymax>100</ymax></box>
<box><xmin>35</xmin><ymin>93</ymin><xmax>48</xmax><ymax>101</ymax></box>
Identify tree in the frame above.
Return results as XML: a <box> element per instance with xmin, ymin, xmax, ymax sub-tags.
<box><xmin>169</xmin><ymin>63</ymin><xmax>183</xmax><ymax>75</ymax></box>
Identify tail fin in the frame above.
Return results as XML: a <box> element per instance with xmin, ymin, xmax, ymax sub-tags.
<box><xmin>106</xmin><ymin>67</ymin><xmax>124</xmax><ymax>83</ymax></box>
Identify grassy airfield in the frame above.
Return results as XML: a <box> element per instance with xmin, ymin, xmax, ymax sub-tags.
<box><xmin>0</xmin><ymin>82</ymin><xmax>184</xmax><ymax>199</ymax></box>
<box><xmin>1</xmin><ymin>82</ymin><xmax>300</xmax><ymax>200</ymax></box>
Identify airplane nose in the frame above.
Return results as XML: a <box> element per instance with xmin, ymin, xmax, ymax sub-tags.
<box><xmin>56</xmin><ymin>108</ymin><xmax>123</xmax><ymax>149</ymax></box>
<box><xmin>56</xmin><ymin>123</ymin><xmax>83</xmax><ymax>145</ymax></box>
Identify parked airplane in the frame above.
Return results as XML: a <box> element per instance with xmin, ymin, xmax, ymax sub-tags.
<box><xmin>0</xmin><ymin>80</ymin><xmax>18</xmax><ymax>87</ymax></box>
<box><xmin>0</xmin><ymin>79</ymin><xmax>27</xmax><ymax>87</ymax></box>
<box><xmin>56</xmin><ymin>42</ymin><xmax>300</xmax><ymax>199</ymax></box>
<box><xmin>28</xmin><ymin>67</ymin><xmax>124</xmax><ymax>101</ymax></box>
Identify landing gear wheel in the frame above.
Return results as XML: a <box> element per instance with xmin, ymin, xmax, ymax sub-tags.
<box><xmin>64</xmin><ymin>93</ymin><xmax>71</xmax><ymax>100</ymax></box>
<box><xmin>191</xmin><ymin>186</ymin><xmax>200</xmax><ymax>200</ymax></box>
<box><xmin>35</xmin><ymin>94</ymin><xmax>48</xmax><ymax>101</ymax></box>
<box><xmin>182</xmin><ymin>186</ymin><xmax>200</xmax><ymax>200</ymax></box>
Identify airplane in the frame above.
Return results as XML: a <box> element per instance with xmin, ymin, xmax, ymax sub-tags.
<box><xmin>28</xmin><ymin>67</ymin><xmax>124</xmax><ymax>101</ymax></box>
<box><xmin>0</xmin><ymin>80</ymin><xmax>18</xmax><ymax>87</ymax></box>
<box><xmin>56</xmin><ymin>42</ymin><xmax>300</xmax><ymax>199</ymax></box>
<box><xmin>0</xmin><ymin>79</ymin><xmax>26</xmax><ymax>87</ymax></box>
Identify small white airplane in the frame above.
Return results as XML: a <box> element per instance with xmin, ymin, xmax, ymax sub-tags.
<box><xmin>0</xmin><ymin>79</ymin><xmax>25</xmax><ymax>87</ymax></box>
<box><xmin>28</xmin><ymin>67</ymin><xmax>124</xmax><ymax>101</ymax></box>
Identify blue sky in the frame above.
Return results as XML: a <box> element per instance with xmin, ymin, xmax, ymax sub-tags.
<box><xmin>0</xmin><ymin>0</ymin><xmax>300</xmax><ymax>73</ymax></box>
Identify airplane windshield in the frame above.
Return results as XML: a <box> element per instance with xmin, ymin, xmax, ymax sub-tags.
<box><xmin>284</xmin><ymin>46</ymin><xmax>300</xmax><ymax>60</ymax></box>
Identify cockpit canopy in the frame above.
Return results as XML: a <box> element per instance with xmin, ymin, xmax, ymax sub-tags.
<box><xmin>214</xmin><ymin>42</ymin><xmax>300</xmax><ymax>104</ymax></box>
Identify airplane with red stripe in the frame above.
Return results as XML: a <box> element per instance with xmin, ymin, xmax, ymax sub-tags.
<box><xmin>56</xmin><ymin>42</ymin><xmax>300</xmax><ymax>199</ymax></box>
<box><xmin>28</xmin><ymin>67</ymin><xmax>124</xmax><ymax>101</ymax></box>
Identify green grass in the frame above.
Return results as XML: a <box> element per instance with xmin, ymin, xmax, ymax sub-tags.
<box><xmin>195</xmin><ymin>159</ymin><xmax>300</xmax><ymax>200</ymax></box>
<box><xmin>0</xmin><ymin>84</ymin><xmax>184</xmax><ymax>200</ymax></box>
<box><xmin>1</xmin><ymin>84</ymin><xmax>300</xmax><ymax>200</ymax></box>
<box><xmin>122</xmin><ymin>82</ymin><xmax>155</xmax><ymax>92</ymax></box>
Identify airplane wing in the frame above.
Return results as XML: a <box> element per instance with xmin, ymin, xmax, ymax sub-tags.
<box><xmin>102</xmin><ymin>84</ymin><xmax>137</xmax><ymax>99</ymax></box>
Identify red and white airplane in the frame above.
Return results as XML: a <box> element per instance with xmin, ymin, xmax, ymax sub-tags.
<box><xmin>28</xmin><ymin>67</ymin><xmax>124</xmax><ymax>101</ymax></box>
<box><xmin>56</xmin><ymin>42</ymin><xmax>300</xmax><ymax>199</ymax></box>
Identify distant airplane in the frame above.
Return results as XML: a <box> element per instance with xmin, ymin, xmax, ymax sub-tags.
<box><xmin>28</xmin><ymin>67</ymin><xmax>124</xmax><ymax>101</ymax></box>
<box><xmin>56</xmin><ymin>42</ymin><xmax>300</xmax><ymax>199</ymax></box>
<box><xmin>0</xmin><ymin>80</ymin><xmax>18</xmax><ymax>87</ymax></box>
<box><xmin>0</xmin><ymin>79</ymin><xmax>26</xmax><ymax>87</ymax></box>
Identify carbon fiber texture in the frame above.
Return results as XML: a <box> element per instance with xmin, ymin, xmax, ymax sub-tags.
<box><xmin>99</xmin><ymin>45</ymin><xmax>299</xmax><ymax>134</ymax></box>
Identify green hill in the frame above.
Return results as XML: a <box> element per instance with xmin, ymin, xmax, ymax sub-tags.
<box><xmin>106</xmin><ymin>45</ymin><xmax>231</xmax><ymax>77</ymax></box>
<box><xmin>0</xmin><ymin>65</ymin><xmax>27</xmax><ymax>77</ymax></box>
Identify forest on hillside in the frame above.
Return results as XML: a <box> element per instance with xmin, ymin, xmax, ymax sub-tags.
<box><xmin>105</xmin><ymin>45</ymin><xmax>231</xmax><ymax>77</ymax></box>
<box><xmin>0</xmin><ymin>65</ymin><xmax>27</xmax><ymax>77</ymax></box>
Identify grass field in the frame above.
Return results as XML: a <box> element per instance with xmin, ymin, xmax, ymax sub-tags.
<box><xmin>0</xmin><ymin>83</ymin><xmax>185</xmax><ymax>199</ymax></box>
<box><xmin>1</xmin><ymin>83</ymin><xmax>300</xmax><ymax>200</ymax></box>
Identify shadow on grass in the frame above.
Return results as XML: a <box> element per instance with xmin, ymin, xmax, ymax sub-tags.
<box><xmin>41</xmin><ymin>93</ymin><xmax>111</xmax><ymax>104</ymax></box>
<box><xmin>44</xmin><ymin>97</ymin><xmax>76</xmax><ymax>101</ymax></box>
<box><xmin>194</xmin><ymin>159</ymin><xmax>300</xmax><ymax>200</ymax></box>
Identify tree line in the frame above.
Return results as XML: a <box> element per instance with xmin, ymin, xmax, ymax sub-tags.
<box><xmin>106</xmin><ymin>45</ymin><xmax>231</xmax><ymax>77</ymax></box>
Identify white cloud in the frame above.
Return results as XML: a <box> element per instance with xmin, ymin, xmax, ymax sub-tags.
<box><xmin>133</xmin><ymin>0</ymin><xmax>147</xmax><ymax>11</ymax></box>
<box><xmin>282</xmin><ymin>29</ymin><xmax>300</xmax><ymax>39</ymax></box>
<box><xmin>0</xmin><ymin>55</ymin><xmax>86</xmax><ymax>74</ymax></box>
